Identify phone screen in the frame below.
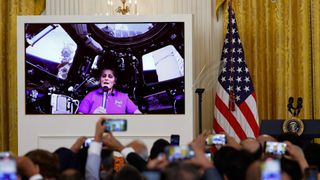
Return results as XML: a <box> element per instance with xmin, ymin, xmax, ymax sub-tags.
<box><xmin>103</xmin><ymin>119</ymin><xmax>127</xmax><ymax>132</ymax></box>
<box><xmin>206</xmin><ymin>134</ymin><xmax>226</xmax><ymax>145</ymax></box>
<box><xmin>0</xmin><ymin>152</ymin><xmax>17</xmax><ymax>180</ymax></box>
<box><xmin>165</xmin><ymin>145</ymin><xmax>194</xmax><ymax>162</ymax></box>
<box><xmin>261</xmin><ymin>158</ymin><xmax>281</xmax><ymax>180</ymax></box>
<box><xmin>264</xmin><ymin>141</ymin><xmax>287</xmax><ymax>157</ymax></box>
<box><xmin>170</xmin><ymin>134</ymin><xmax>180</xmax><ymax>146</ymax></box>
<box><xmin>83</xmin><ymin>138</ymin><xmax>94</xmax><ymax>148</ymax></box>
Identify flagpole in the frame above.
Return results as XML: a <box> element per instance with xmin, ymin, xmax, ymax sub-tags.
<box><xmin>195</xmin><ymin>88</ymin><xmax>205</xmax><ymax>134</ymax></box>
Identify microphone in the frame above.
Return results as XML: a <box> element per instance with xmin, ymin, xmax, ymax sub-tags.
<box><xmin>287</xmin><ymin>97</ymin><xmax>294</xmax><ymax>115</ymax></box>
<box><xmin>102</xmin><ymin>86</ymin><xmax>109</xmax><ymax>109</ymax></box>
<box><xmin>296</xmin><ymin>97</ymin><xmax>303</xmax><ymax>116</ymax></box>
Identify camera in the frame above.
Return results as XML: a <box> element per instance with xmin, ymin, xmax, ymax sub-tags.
<box><xmin>0</xmin><ymin>152</ymin><xmax>17</xmax><ymax>180</ymax></box>
<box><xmin>206</xmin><ymin>134</ymin><xmax>226</xmax><ymax>145</ymax></box>
<box><xmin>165</xmin><ymin>145</ymin><xmax>194</xmax><ymax>162</ymax></box>
<box><xmin>102</xmin><ymin>119</ymin><xmax>127</xmax><ymax>132</ymax></box>
<box><xmin>264</xmin><ymin>141</ymin><xmax>287</xmax><ymax>157</ymax></box>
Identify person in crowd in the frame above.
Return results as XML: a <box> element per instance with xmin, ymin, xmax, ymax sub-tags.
<box><xmin>25</xmin><ymin>149</ymin><xmax>60</xmax><ymax>179</ymax></box>
<box><xmin>113</xmin><ymin>164</ymin><xmax>143</xmax><ymax>180</ymax></box>
<box><xmin>149</xmin><ymin>139</ymin><xmax>170</xmax><ymax>160</ymax></box>
<box><xmin>78</xmin><ymin>67</ymin><xmax>141</xmax><ymax>114</ymax></box>
<box><xmin>304</xmin><ymin>142</ymin><xmax>320</xmax><ymax>170</ymax></box>
<box><xmin>240</xmin><ymin>137</ymin><xmax>263</xmax><ymax>160</ymax></box>
<box><xmin>59</xmin><ymin>169</ymin><xmax>84</xmax><ymax>180</ymax></box>
<box><xmin>256</xmin><ymin>134</ymin><xmax>277</xmax><ymax>149</ymax></box>
<box><xmin>17</xmin><ymin>156</ymin><xmax>44</xmax><ymax>180</ymax></box>
<box><xmin>126</xmin><ymin>140</ymin><xmax>149</xmax><ymax>161</ymax></box>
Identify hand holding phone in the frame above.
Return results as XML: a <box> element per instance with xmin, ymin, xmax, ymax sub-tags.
<box><xmin>264</xmin><ymin>141</ymin><xmax>287</xmax><ymax>157</ymax></box>
<box><xmin>83</xmin><ymin>138</ymin><xmax>94</xmax><ymax>148</ymax></box>
<box><xmin>102</xmin><ymin>119</ymin><xmax>127</xmax><ymax>132</ymax></box>
<box><xmin>165</xmin><ymin>145</ymin><xmax>194</xmax><ymax>162</ymax></box>
<box><xmin>206</xmin><ymin>134</ymin><xmax>226</xmax><ymax>145</ymax></box>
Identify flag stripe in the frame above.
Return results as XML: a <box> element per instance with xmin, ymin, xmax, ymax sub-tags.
<box><xmin>215</xmin><ymin>94</ymin><xmax>247</xmax><ymax>140</ymax></box>
<box><xmin>241</xmin><ymin>96</ymin><xmax>260</xmax><ymax>137</ymax></box>
<box><xmin>215</xmin><ymin>83</ymin><xmax>255</xmax><ymax>138</ymax></box>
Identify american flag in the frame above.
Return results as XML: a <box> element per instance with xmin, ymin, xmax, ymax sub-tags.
<box><xmin>213</xmin><ymin>5</ymin><xmax>260</xmax><ymax>142</ymax></box>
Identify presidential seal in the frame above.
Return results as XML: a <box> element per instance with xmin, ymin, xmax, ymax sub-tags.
<box><xmin>282</xmin><ymin>117</ymin><xmax>304</xmax><ymax>136</ymax></box>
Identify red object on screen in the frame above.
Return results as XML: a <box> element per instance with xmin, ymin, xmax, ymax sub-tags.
<box><xmin>213</xmin><ymin>5</ymin><xmax>260</xmax><ymax>142</ymax></box>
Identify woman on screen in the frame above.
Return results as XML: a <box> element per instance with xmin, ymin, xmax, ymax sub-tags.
<box><xmin>78</xmin><ymin>67</ymin><xmax>141</xmax><ymax>114</ymax></box>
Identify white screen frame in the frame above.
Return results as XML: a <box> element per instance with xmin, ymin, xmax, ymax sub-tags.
<box><xmin>17</xmin><ymin>15</ymin><xmax>194</xmax><ymax>155</ymax></box>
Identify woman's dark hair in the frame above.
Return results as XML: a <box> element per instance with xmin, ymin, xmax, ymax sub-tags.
<box><xmin>25</xmin><ymin>149</ymin><xmax>60</xmax><ymax>179</ymax></box>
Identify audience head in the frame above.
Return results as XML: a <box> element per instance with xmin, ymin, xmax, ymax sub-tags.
<box><xmin>54</xmin><ymin>147</ymin><xmax>79</xmax><ymax>172</ymax></box>
<box><xmin>281</xmin><ymin>158</ymin><xmax>303</xmax><ymax>180</ymax></box>
<box><xmin>304</xmin><ymin>143</ymin><xmax>320</xmax><ymax>170</ymax></box>
<box><xmin>256</xmin><ymin>134</ymin><xmax>277</xmax><ymax>149</ymax></box>
<box><xmin>149</xmin><ymin>139</ymin><xmax>170</xmax><ymax>160</ymax></box>
<box><xmin>60</xmin><ymin>169</ymin><xmax>83</xmax><ymax>180</ymax></box>
<box><xmin>214</xmin><ymin>146</ymin><xmax>255</xmax><ymax>180</ymax></box>
<box><xmin>240</xmin><ymin>138</ymin><xmax>263</xmax><ymax>160</ymax></box>
<box><xmin>163</xmin><ymin>162</ymin><xmax>201</xmax><ymax>180</ymax></box>
<box><xmin>25</xmin><ymin>149</ymin><xmax>60</xmax><ymax>179</ymax></box>
<box><xmin>113</xmin><ymin>164</ymin><xmax>143</xmax><ymax>180</ymax></box>
<box><xmin>126</xmin><ymin>140</ymin><xmax>149</xmax><ymax>161</ymax></box>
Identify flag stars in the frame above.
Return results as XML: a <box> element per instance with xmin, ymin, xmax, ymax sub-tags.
<box><xmin>237</xmin><ymin>48</ymin><xmax>243</xmax><ymax>54</ymax></box>
<box><xmin>238</xmin><ymin>38</ymin><xmax>241</xmax><ymax>44</ymax></box>
<box><xmin>237</xmin><ymin>67</ymin><xmax>242</xmax><ymax>73</ymax></box>
<box><xmin>222</xmin><ymin>67</ymin><xmax>227</xmax><ymax>73</ymax></box>
<box><xmin>236</xmin><ymin>86</ymin><xmax>241</xmax><ymax>92</ymax></box>
<box><xmin>223</xmin><ymin>58</ymin><xmax>228</xmax><ymax>63</ymax></box>
<box><xmin>236</xmin><ymin>76</ymin><xmax>242</xmax><ymax>83</ymax></box>
<box><xmin>231</xmin><ymin>18</ymin><xmax>236</xmax><ymax>24</ymax></box>
<box><xmin>245</xmin><ymin>77</ymin><xmax>250</xmax><ymax>83</ymax></box>
<box><xmin>245</xmin><ymin>67</ymin><xmax>249</xmax><ymax>73</ymax></box>
<box><xmin>230</xmin><ymin>67</ymin><xmax>235</xmax><ymax>73</ymax></box>
<box><xmin>232</xmin><ymin>28</ymin><xmax>236</xmax><ymax>34</ymax></box>
<box><xmin>232</xmin><ymin>48</ymin><xmax>236</xmax><ymax>53</ymax></box>
<box><xmin>227</xmin><ymin>86</ymin><xmax>233</xmax><ymax>91</ymax></box>
<box><xmin>236</xmin><ymin>95</ymin><xmax>240</xmax><ymax>101</ymax></box>
<box><xmin>232</xmin><ymin>38</ymin><xmax>236</xmax><ymax>44</ymax></box>
<box><xmin>221</xmin><ymin>76</ymin><xmax>226</xmax><ymax>82</ymax></box>
<box><xmin>228</xmin><ymin>76</ymin><xmax>234</xmax><ymax>82</ymax></box>
<box><xmin>244</xmin><ymin>86</ymin><xmax>250</xmax><ymax>92</ymax></box>
<box><xmin>224</xmin><ymin>48</ymin><xmax>228</xmax><ymax>54</ymax></box>
<box><xmin>231</xmin><ymin>58</ymin><xmax>235</xmax><ymax>63</ymax></box>
<box><xmin>224</xmin><ymin>39</ymin><xmax>229</xmax><ymax>44</ymax></box>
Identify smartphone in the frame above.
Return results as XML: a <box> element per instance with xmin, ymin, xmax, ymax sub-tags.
<box><xmin>0</xmin><ymin>152</ymin><xmax>17</xmax><ymax>180</ymax></box>
<box><xmin>206</xmin><ymin>134</ymin><xmax>226</xmax><ymax>145</ymax></box>
<box><xmin>83</xmin><ymin>138</ymin><xmax>94</xmax><ymax>148</ymax></box>
<box><xmin>102</xmin><ymin>119</ymin><xmax>127</xmax><ymax>132</ymax></box>
<box><xmin>170</xmin><ymin>134</ymin><xmax>180</xmax><ymax>146</ymax></box>
<box><xmin>261</xmin><ymin>158</ymin><xmax>281</xmax><ymax>180</ymax></box>
<box><xmin>305</xmin><ymin>166</ymin><xmax>318</xmax><ymax>180</ymax></box>
<box><xmin>165</xmin><ymin>145</ymin><xmax>194</xmax><ymax>162</ymax></box>
<box><xmin>264</xmin><ymin>141</ymin><xmax>287</xmax><ymax>157</ymax></box>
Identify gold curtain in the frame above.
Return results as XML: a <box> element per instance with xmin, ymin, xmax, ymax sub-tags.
<box><xmin>216</xmin><ymin>0</ymin><xmax>316</xmax><ymax>121</ymax></box>
<box><xmin>313</xmin><ymin>0</ymin><xmax>320</xmax><ymax>119</ymax></box>
<box><xmin>0</xmin><ymin>0</ymin><xmax>45</xmax><ymax>154</ymax></box>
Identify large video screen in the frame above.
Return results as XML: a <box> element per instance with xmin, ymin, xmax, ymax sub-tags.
<box><xmin>24</xmin><ymin>21</ymin><xmax>185</xmax><ymax>114</ymax></box>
